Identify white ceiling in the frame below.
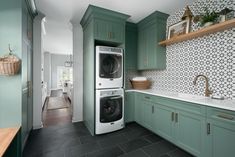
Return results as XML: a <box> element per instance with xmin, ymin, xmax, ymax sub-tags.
<box><xmin>36</xmin><ymin>0</ymin><xmax>195</xmax><ymax>54</ymax></box>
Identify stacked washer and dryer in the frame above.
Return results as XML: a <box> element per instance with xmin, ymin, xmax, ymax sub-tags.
<box><xmin>95</xmin><ymin>46</ymin><xmax>124</xmax><ymax>135</ymax></box>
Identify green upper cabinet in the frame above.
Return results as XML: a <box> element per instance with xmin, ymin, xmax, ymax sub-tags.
<box><xmin>94</xmin><ymin>18</ymin><xmax>125</xmax><ymax>43</ymax></box>
<box><xmin>137</xmin><ymin>11</ymin><xmax>169</xmax><ymax>70</ymax></box>
<box><xmin>205</xmin><ymin>108</ymin><xmax>235</xmax><ymax>157</ymax></box>
<box><xmin>81</xmin><ymin>5</ymin><xmax>129</xmax><ymax>44</ymax></box>
<box><xmin>125</xmin><ymin>22</ymin><xmax>137</xmax><ymax>70</ymax></box>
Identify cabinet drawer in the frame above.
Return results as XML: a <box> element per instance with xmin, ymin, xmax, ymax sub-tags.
<box><xmin>156</xmin><ymin>96</ymin><xmax>206</xmax><ymax>116</ymax></box>
<box><xmin>207</xmin><ymin>107</ymin><xmax>235</xmax><ymax>124</ymax></box>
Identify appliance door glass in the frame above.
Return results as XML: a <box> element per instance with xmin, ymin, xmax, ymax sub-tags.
<box><xmin>100</xmin><ymin>96</ymin><xmax>122</xmax><ymax>123</ymax></box>
<box><xmin>99</xmin><ymin>53</ymin><xmax>122</xmax><ymax>79</ymax></box>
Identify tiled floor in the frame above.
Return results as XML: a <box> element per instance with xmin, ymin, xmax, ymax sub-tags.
<box><xmin>23</xmin><ymin>122</ymin><xmax>194</xmax><ymax>157</ymax></box>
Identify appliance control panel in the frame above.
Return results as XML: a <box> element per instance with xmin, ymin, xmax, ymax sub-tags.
<box><xmin>100</xmin><ymin>90</ymin><xmax>123</xmax><ymax>97</ymax></box>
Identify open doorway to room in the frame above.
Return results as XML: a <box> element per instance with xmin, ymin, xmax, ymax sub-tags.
<box><xmin>41</xmin><ymin>18</ymin><xmax>73</xmax><ymax>127</ymax></box>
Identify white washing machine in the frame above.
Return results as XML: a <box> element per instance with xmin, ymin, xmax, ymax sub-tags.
<box><xmin>95</xmin><ymin>88</ymin><xmax>124</xmax><ymax>134</ymax></box>
<box><xmin>95</xmin><ymin>46</ymin><xmax>123</xmax><ymax>89</ymax></box>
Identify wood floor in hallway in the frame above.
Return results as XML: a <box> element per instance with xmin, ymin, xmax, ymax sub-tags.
<box><xmin>42</xmin><ymin>89</ymin><xmax>72</xmax><ymax>127</ymax></box>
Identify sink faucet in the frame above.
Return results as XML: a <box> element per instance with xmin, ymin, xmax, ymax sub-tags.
<box><xmin>193</xmin><ymin>75</ymin><xmax>212</xmax><ymax>97</ymax></box>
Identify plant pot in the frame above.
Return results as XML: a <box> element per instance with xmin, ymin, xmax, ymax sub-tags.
<box><xmin>203</xmin><ymin>22</ymin><xmax>214</xmax><ymax>28</ymax></box>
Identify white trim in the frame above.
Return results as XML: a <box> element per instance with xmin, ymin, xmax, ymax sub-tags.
<box><xmin>33</xmin><ymin>12</ymin><xmax>45</xmax><ymax>129</ymax></box>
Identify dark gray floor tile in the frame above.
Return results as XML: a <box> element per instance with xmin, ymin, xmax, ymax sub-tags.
<box><xmin>123</xmin><ymin>128</ymin><xmax>152</xmax><ymax>140</ymax></box>
<box><xmin>143</xmin><ymin>140</ymin><xmax>177</xmax><ymax>157</ymax></box>
<box><xmin>41</xmin><ymin>149</ymin><xmax>65</xmax><ymax>157</ymax></box>
<box><xmin>98</xmin><ymin>134</ymin><xmax>128</xmax><ymax>148</ymax></box>
<box><xmin>160</xmin><ymin>155</ymin><xmax>170</xmax><ymax>157</ymax></box>
<box><xmin>118</xmin><ymin>149</ymin><xmax>149</xmax><ymax>157</ymax></box>
<box><xmin>66</xmin><ymin>142</ymin><xmax>100</xmax><ymax>157</ymax></box>
<box><xmin>119</xmin><ymin>138</ymin><xmax>151</xmax><ymax>153</ymax></box>
<box><xmin>79</xmin><ymin>133</ymin><xmax>110</xmax><ymax>144</ymax></box>
<box><xmin>168</xmin><ymin>148</ymin><xmax>194</xmax><ymax>157</ymax></box>
<box><xmin>143</xmin><ymin>134</ymin><xmax>163</xmax><ymax>143</ymax></box>
<box><xmin>87</xmin><ymin>146</ymin><xmax>124</xmax><ymax>157</ymax></box>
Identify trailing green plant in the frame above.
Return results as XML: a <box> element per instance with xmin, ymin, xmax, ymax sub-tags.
<box><xmin>200</xmin><ymin>7</ymin><xmax>219</xmax><ymax>26</ymax></box>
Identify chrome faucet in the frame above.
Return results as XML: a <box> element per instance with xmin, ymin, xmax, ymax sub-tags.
<box><xmin>193</xmin><ymin>75</ymin><xmax>212</xmax><ymax>97</ymax></box>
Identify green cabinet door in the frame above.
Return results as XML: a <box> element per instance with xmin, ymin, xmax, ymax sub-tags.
<box><xmin>137</xmin><ymin>29</ymin><xmax>147</xmax><ymax>70</ymax></box>
<box><xmin>146</xmin><ymin>23</ymin><xmax>157</xmax><ymax>69</ymax></box>
<box><xmin>94</xmin><ymin>19</ymin><xmax>125</xmax><ymax>43</ymax></box>
<box><xmin>125</xmin><ymin>22</ymin><xmax>137</xmax><ymax>70</ymax></box>
<box><xmin>153</xmin><ymin>103</ymin><xmax>175</xmax><ymax>142</ymax></box>
<box><xmin>124</xmin><ymin>92</ymin><xmax>135</xmax><ymax>123</ymax></box>
<box><xmin>142</xmin><ymin>100</ymin><xmax>154</xmax><ymax>130</ymax></box>
<box><xmin>111</xmin><ymin>21</ymin><xmax>125</xmax><ymax>43</ymax></box>
<box><xmin>94</xmin><ymin>19</ymin><xmax>110</xmax><ymax>41</ymax></box>
<box><xmin>134</xmin><ymin>93</ymin><xmax>143</xmax><ymax>124</ymax></box>
<box><xmin>175</xmin><ymin>110</ymin><xmax>206</xmax><ymax>157</ymax></box>
<box><xmin>206</xmin><ymin>108</ymin><xmax>235</xmax><ymax>157</ymax></box>
<box><xmin>137</xmin><ymin>11</ymin><xmax>168</xmax><ymax>70</ymax></box>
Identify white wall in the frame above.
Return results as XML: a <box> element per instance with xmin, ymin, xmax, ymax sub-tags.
<box><xmin>71</xmin><ymin>23</ymin><xmax>83</xmax><ymax>122</ymax></box>
<box><xmin>44</xmin><ymin>52</ymin><xmax>51</xmax><ymax>95</ymax></box>
<box><xmin>33</xmin><ymin>13</ymin><xmax>45</xmax><ymax>129</ymax></box>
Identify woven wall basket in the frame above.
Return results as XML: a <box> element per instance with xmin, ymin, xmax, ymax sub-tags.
<box><xmin>0</xmin><ymin>54</ymin><xmax>21</xmax><ymax>75</ymax></box>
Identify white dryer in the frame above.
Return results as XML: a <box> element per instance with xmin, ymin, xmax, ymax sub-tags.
<box><xmin>95</xmin><ymin>46</ymin><xmax>123</xmax><ymax>89</ymax></box>
<box><xmin>95</xmin><ymin>88</ymin><xmax>124</xmax><ymax>134</ymax></box>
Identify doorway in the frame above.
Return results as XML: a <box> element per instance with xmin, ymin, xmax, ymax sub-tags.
<box><xmin>40</xmin><ymin>18</ymin><xmax>73</xmax><ymax>127</ymax></box>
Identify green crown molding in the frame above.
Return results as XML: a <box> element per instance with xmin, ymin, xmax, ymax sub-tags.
<box><xmin>80</xmin><ymin>5</ymin><xmax>130</xmax><ymax>27</ymax></box>
<box><xmin>138</xmin><ymin>11</ymin><xmax>169</xmax><ymax>28</ymax></box>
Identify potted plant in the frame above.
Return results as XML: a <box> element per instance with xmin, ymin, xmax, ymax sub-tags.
<box><xmin>200</xmin><ymin>8</ymin><xmax>219</xmax><ymax>27</ymax></box>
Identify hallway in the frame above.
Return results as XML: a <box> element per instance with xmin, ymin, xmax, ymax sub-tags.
<box><xmin>42</xmin><ymin>89</ymin><xmax>72</xmax><ymax>127</ymax></box>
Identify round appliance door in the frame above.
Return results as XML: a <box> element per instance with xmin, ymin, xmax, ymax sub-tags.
<box><xmin>100</xmin><ymin>96</ymin><xmax>123</xmax><ymax>123</ymax></box>
<box><xmin>99</xmin><ymin>53</ymin><xmax>122</xmax><ymax>79</ymax></box>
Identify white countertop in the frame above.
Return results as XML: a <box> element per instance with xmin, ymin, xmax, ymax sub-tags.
<box><xmin>126</xmin><ymin>89</ymin><xmax>235</xmax><ymax>112</ymax></box>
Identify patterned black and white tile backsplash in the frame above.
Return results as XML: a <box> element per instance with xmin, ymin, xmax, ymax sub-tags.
<box><xmin>127</xmin><ymin>0</ymin><xmax>235</xmax><ymax>99</ymax></box>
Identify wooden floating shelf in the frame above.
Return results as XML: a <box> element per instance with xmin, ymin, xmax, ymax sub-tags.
<box><xmin>159</xmin><ymin>18</ymin><xmax>235</xmax><ymax>46</ymax></box>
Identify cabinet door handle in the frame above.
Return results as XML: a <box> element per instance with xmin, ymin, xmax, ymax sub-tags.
<box><xmin>207</xmin><ymin>123</ymin><xmax>210</xmax><ymax>135</ymax></box>
<box><xmin>217</xmin><ymin>114</ymin><xmax>234</xmax><ymax>120</ymax></box>
<box><xmin>171</xmin><ymin>112</ymin><xmax>174</xmax><ymax>122</ymax></box>
<box><xmin>175</xmin><ymin>113</ymin><xmax>178</xmax><ymax>123</ymax></box>
<box><xmin>152</xmin><ymin>106</ymin><xmax>154</xmax><ymax>113</ymax></box>
<box><xmin>145</xmin><ymin>96</ymin><xmax>150</xmax><ymax>99</ymax></box>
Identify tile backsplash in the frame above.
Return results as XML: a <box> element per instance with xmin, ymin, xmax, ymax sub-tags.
<box><xmin>127</xmin><ymin>0</ymin><xmax>235</xmax><ymax>99</ymax></box>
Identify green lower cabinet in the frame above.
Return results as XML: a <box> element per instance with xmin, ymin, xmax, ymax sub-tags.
<box><xmin>153</xmin><ymin>103</ymin><xmax>175</xmax><ymax>142</ymax></box>
<box><xmin>134</xmin><ymin>93</ymin><xmax>143</xmax><ymax>124</ymax></box>
<box><xmin>124</xmin><ymin>92</ymin><xmax>135</xmax><ymax>123</ymax></box>
<box><xmin>175</xmin><ymin>110</ymin><xmax>206</xmax><ymax>157</ymax></box>
<box><xmin>153</xmin><ymin>102</ymin><xmax>205</xmax><ymax>157</ymax></box>
<box><xmin>127</xmin><ymin>91</ymin><xmax>235</xmax><ymax>157</ymax></box>
<box><xmin>142</xmin><ymin>100</ymin><xmax>154</xmax><ymax>130</ymax></box>
<box><xmin>205</xmin><ymin>108</ymin><xmax>235</xmax><ymax>157</ymax></box>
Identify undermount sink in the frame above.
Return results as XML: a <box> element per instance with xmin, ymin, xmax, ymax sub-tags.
<box><xmin>176</xmin><ymin>93</ymin><xmax>206</xmax><ymax>100</ymax></box>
